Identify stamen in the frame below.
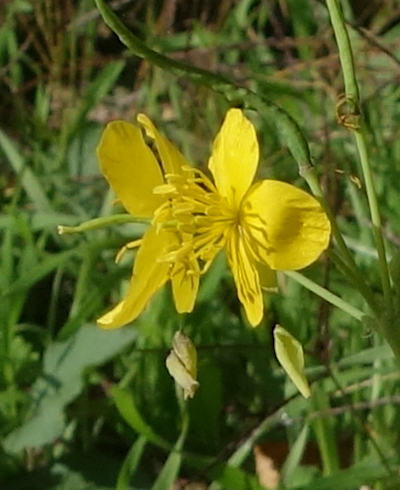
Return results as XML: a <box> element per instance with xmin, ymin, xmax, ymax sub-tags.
<box><xmin>115</xmin><ymin>239</ymin><xmax>142</xmax><ymax>264</ymax></box>
<box><xmin>153</xmin><ymin>184</ymin><xmax>177</xmax><ymax>195</ymax></box>
<box><xmin>173</xmin><ymin>203</ymin><xmax>194</xmax><ymax>215</ymax></box>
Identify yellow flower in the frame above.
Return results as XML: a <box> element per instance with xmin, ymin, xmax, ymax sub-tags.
<box><xmin>97</xmin><ymin>108</ymin><xmax>330</xmax><ymax>329</ymax></box>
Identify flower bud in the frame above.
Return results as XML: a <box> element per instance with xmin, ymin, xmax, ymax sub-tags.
<box><xmin>166</xmin><ymin>331</ymin><xmax>199</xmax><ymax>400</ymax></box>
<box><xmin>274</xmin><ymin>324</ymin><xmax>311</xmax><ymax>398</ymax></box>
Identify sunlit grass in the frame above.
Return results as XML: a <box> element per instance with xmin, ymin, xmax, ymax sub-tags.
<box><xmin>2</xmin><ymin>1</ymin><xmax>400</xmax><ymax>489</ymax></box>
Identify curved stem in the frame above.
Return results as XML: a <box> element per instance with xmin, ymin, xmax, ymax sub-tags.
<box><xmin>284</xmin><ymin>270</ymin><xmax>365</xmax><ymax>322</ymax></box>
<box><xmin>94</xmin><ymin>0</ymin><xmax>312</xmax><ymax>170</ymax></box>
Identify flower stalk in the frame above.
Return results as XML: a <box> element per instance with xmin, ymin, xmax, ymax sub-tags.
<box><xmin>58</xmin><ymin>214</ymin><xmax>148</xmax><ymax>235</ymax></box>
<box><xmin>325</xmin><ymin>0</ymin><xmax>392</xmax><ymax>311</ymax></box>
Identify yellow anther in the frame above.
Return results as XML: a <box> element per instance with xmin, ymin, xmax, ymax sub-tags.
<box><xmin>153</xmin><ymin>184</ymin><xmax>177</xmax><ymax>195</ymax></box>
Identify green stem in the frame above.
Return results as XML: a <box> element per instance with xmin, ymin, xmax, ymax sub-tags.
<box><xmin>301</xmin><ymin>164</ymin><xmax>374</xmax><ymax>308</ymax></box>
<box><xmin>354</xmin><ymin>130</ymin><xmax>392</xmax><ymax>303</ymax></box>
<box><xmin>284</xmin><ymin>270</ymin><xmax>365</xmax><ymax>322</ymax></box>
<box><xmin>325</xmin><ymin>0</ymin><xmax>392</xmax><ymax>309</ymax></box>
<box><xmin>94</xmin><ymin>0</ymin><xmax>312</xmax><ymax>171</ymax></box>
<box><xmin>57</xmin><ymin>214</ymin><xmax>149</xmax><ymax>235</ymax></box>
<box><xmin>94</xmin><ymin>0</ymin><xmax>231</xmax><ymax>90</ymax></box>
<box><xmin>325</xmin><ymin>0</ymin><xmax>359</xmax><ymax>102</ymax></box>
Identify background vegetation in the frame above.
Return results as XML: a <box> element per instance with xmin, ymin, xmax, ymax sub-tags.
<box><xmin>2</xmin><ymin>0</ymin><xmax>400</xmax><ymax>488</ymax></box>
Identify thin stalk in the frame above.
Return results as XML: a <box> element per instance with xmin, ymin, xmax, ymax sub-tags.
<box><xmin>311</xmin><ymin>388</ymin><xmax>339</xmax><ymax>476</ymax></box>
<box><xmin>284</xmin><ymin>270</ymin><xmax>365</xmax><ymax>322</ymax></box>
<box><xmin>354</xmin><ymin>130</ymin><xmax>391</xmax><ymax>304</ymax></box>
<box><xmin>325</xmin><ymin>0</ymin><xmax>392</xmax><ymax>309</ymax></box>
<box><xmin>58</xmin><ymin>214</ymin><xmax>149</xmax><ymax>235</ymax></box>
<box><xmin>325</xmin><ymin>0</ymin><xmax>359</xmax><ymax>101</ymax></box>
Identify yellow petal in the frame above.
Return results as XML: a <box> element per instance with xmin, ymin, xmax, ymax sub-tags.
<box><xmin>243</xmin><ymin>180</ymin><xmax>331</xmax><ymax>270</ymax></box>
<box><xmin>97</xmin><ymin>226</ymin><xmax>170</xmax><ymax>329</ymax></box>
<box><xmin>137</xmin><ymin>114</ymin><xmax>189</xmax><ymax>175</ymax></box>
<box><xmin>97</xmin><ymin>121</ymin><xmax>164</xmax><ymax>217</ymax></box>
<box><xmin>273</xmin><ymin>324</ymin><xmax>311</xmax><ymax>398</ymax></box>
<box><xmin>208</xmin><ymin>108</ymin><xmax>259</xmax><ymax>207</ymax></box>
<box><xmin>172</xmin><ymin>258</ymin><xmax>200</xmax><ymax>314</ymax></box>
<box><xmin>226</xmin><ymin>230</ymin><xmax>263</xmax><ymax>327</ymax></box>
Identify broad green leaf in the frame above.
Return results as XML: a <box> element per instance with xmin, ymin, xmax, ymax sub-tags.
<box><xmin>4</xmin><ymin>325</ymin><xmax>136</xmax><ymax>452</ymax></box>
<box><xmin>274</xmin><ymin>325</ymin><xmax>311</xmax><ymax>398</ymax></box>
<box><xmin>2</xmin><ymin>398</ymin><xmax>64</xmax><ymax>451</ymax></box>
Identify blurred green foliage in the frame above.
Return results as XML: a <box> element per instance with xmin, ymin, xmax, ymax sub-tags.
<box><xmin>2</xmin><ymin>0</ymin><xmax>400</xmax><ymax>488</ymax></box>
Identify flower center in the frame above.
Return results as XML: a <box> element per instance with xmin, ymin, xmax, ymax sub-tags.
<box><xmin>153</xmin><ymin>166</ymin><xmax>237</xmax><ymax>274</ymax></box>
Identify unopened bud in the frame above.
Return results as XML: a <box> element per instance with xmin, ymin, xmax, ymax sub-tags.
<box><xmin>274</xmin><ymin>325</ymin><xmax>311</xmax><ymax>398</ymax></box>
<box><xmin>166</xmin><ymin>331</ymin><xmax>199</xmax><ymax>400</ymax></box>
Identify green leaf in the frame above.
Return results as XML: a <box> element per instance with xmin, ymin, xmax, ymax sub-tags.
<box><xmin>2</xmin><ymin>398</ymin><xmax>65</xmax><ymax>451</ymax></box>
<box><xmin>3</xmin><ymin>250</ymin><xmax>77</xmax><ymax>296</ymax></box>
<box><xmin>290</xmin><ymin>457</ymin><xmax>399</xmax><ymax>490</ymax></box>
<box><xmin>338</xmin><ymin>344</ymin><xmax>392</xmax><ymax>367</ymax></box>
<box><xmin>112</xmin><ymin>386</ymin><xmax>169</xmax><ymax>450</ymax></box>
<box><xmin>210</xmin><ymin>465</ymin><xmax>266</xmax><ymax>490</ymax></box>
<box><xmin>116</xmin><ymin>436</ymin><xmax>147</xmax><ymax>490</ymax></box>
<box><xmin>189</xmin><ymin>359</ymin><xmax>222</xmax><ymax>451</ymax></box>
<box><xmin>0</xmin><ymin>128</ymin><xmax>52</xmax><ymax>212</ymax></box>
<box><xmin>67</xmin><ymin>61</ymin><xmax>125</xmax><ymax>140</ymax></box>
<box><xmin>151</xmin><ymin>414</ymin><xmax>188</xmax><ymax>490</ymax></box>
<box><xmin>311</xmin><ymin>388</ymin><xmax>339</xmax><ymax>476</ymax></box>
<box><xmin>281</xmin><ymin>423</ymin><xmax>309</xmax><ymax>485</ymax></box>
<box><xmin>4</xmin><ymin>325</ymin><xmax>136</xmax><ymax>452</ymax></box>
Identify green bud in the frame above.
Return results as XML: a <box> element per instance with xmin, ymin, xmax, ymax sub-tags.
<box><xmin>166</xmin><ymin>331</ymin><xmax>199</xmax><ymax>400</ymax></box>
<box><xmin>274</xmin><ymin>325</ymin><xmax>311</xmax><ymax>398</ymax></box>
